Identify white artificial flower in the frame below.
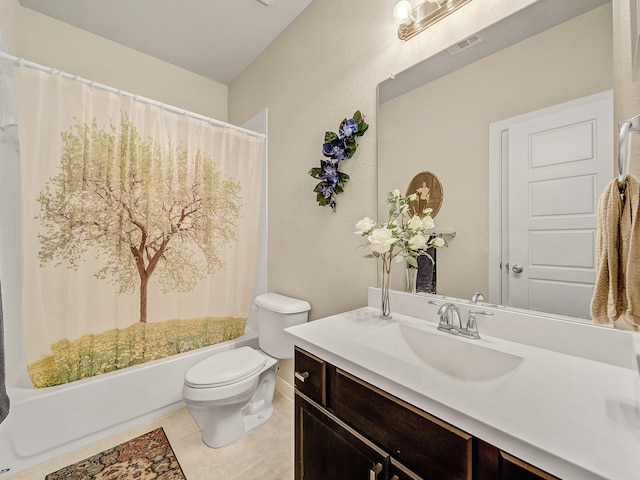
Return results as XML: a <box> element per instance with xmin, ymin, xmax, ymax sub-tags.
<box><xmin>421</xmin><ymin>215</ymin><xmax>435</xmax><ymax>230</ymax></box>
<box><xmin>392</xmin><ymin>189</ymin><xmax>400</xmax><ymax>198</ymax></box>
<box><xmin>354</xmin><ymin>217</ymin><xmax>376</xmax><ymax>235</ymax></box>
<box><xmin>407</xmin><ymin>215</ymin><xmax>424</xmax><ymax>231</ymax></box>
<box><xmin>368</xmin><ymin>227</ymin><xmax>397</xmax><ymax>254</ymax></box>
<box><xmin>407</xmin><ymin>193</ymin><xmax>417</xmax><ymax>202</ymax></box>
<box><xmin>408</xmin><ymin>232</ymin><xmax>427</xmax><ymax>251</ymax></box>
<box><xmin>431</xmin><ymin>236</ymin><xmax>446</xmax><ymax>248</ymax></box>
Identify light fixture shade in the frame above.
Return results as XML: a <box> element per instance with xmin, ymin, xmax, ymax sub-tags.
<box><xmin>397</xmin><ymin>0</ymin><xmax>473</xmax><ymax>41</ymax></box>
<box><xmin>393</xmin><ymin>1</ymin><xmax>414</xmax><ymax>25</ymax></box>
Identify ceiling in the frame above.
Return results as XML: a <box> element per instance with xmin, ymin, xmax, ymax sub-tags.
<box><xmin>18</xmin><ymin>0</ymin><xmax>312</xmax><ymax>85</ymax></box>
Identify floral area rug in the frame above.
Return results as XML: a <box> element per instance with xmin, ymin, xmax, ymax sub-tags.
<box><xmin>45</xmin><ymin>427</ymin><xmax>186</xmax><ymax>479</ymax></box>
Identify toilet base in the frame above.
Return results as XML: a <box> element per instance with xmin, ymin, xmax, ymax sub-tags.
<box><xmin>186</xmin><ymin>362</ymin><xmax>278</xmax><ymax>448</ymax></box>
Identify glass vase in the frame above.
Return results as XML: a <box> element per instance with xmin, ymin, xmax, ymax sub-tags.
<box><xmin>406</xmin><ymin>266</ymin><xmax>417</xmax><ymax>294</ymax></box>
<box><xmin>379</xmin><ymin>257</ymin><xmax>392</xmax><ymax>319</ymax></box>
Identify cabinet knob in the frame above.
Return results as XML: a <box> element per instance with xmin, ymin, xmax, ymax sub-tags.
<box><xmin>294</xmin><ymin>371</ymin><xmax>309</xmax><ymax>382</ymax></box>
<box><xmin>369</xmin><ymin>463</ymin><xmax>383</xmax><ymax>480</ymax></box>
<box><xmin>391</xmin><ymin>476</ymin><xmax>400</xmax><ymax>480</ymax></box>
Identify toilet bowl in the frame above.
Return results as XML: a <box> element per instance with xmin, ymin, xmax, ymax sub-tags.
<box><xmin>182</xmin><ymin>293</ymin><xmax>310</xmax><ymax>448</ymax></box>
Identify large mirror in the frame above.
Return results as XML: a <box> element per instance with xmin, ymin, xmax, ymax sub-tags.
<box><xmin>378</xmin><ymin>0</ymin><xmax>613</xmax><ymax>321</ymax></box>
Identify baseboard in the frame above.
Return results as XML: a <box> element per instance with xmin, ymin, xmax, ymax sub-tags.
<box><xmin>275</xmin><ymin>375</ymin><xmax>294</xmax><ymax>403</ymax></box>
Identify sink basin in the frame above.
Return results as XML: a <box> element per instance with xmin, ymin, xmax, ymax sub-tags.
<box><xmin>357</xmin><ymin>322</ymin><xmax>523</xmax><ymax>381</ymax></box>
<box><xmin>399</xmin><ymin>323</ymin><xmax>523</xmax><ymax>381</ymax></box>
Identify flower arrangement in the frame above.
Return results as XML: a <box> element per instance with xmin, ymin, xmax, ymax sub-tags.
<box><xmin>354</xmin><ymin>189</ymin><xmax>446</xmax><ymax>317</ymax></box>
<box><xmin>308</xmin><ymin>111</ymin><xmax>369</xmax><ymax>212</ymax></box>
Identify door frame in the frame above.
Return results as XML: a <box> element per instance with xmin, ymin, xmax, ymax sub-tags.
<box><xmin>488</xmin><ymin>90</ymin><xmax>613</xmax><ymax>306</ymax></box>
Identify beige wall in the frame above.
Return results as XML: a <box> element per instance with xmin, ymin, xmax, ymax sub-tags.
<box><xmin>1</xmin><ymin>2</ymin><xmax>227</xmax><ymax>121</ymax></box>
<box><xmin>229</xmin><ymin>0</ymin><xmax>540</xmax><ymax>322</ymax></box>
<box><xmin>0</xmin><ymin>0</ymin><xmax>19</xmax><ymax>51</ymax></box>
<box><xmin>379</xmin><ymin>5</ymin><xmax>613</xmax><ymax>300</ymax></box>
<box><xmin>614</xmin><ymin>0</ymin><xmax>640</xmax><ymax>177</ymax></box>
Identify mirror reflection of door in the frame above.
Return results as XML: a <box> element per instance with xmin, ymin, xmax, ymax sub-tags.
<box><xmin>489</xmin><ymin>90</ymin><xmax>613</xmax><ymax>319</ymax></box>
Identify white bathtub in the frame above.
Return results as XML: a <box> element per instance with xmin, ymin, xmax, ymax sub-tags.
<box><xmin>0</xmin><ymin>329</ymin><xmax>259</xmax><ymax>476</ymax></box>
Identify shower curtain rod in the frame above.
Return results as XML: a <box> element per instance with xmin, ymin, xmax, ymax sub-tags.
<box><xmin>0</xmin><ymin>51</ymin><xmax>265</xmax><ymax>139</ymax></box>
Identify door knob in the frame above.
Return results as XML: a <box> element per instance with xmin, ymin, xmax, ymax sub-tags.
<box><xmin>512</xmin><ymin>264</ymin><xmax>524</xmax><ymax>274</ymax></box>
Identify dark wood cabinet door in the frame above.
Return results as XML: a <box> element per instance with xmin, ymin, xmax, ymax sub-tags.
<box><xmin>389</xmin><ymin>458</ymin><xmax>426</xmax><ymax>480</ymax></box>
<box><xmin>295</xmin><ymin>393</ymin><xmax>388</xmax><ymax>480</ymax></box>
<box><xmin>330</xmin><ymin>367</ymin><xmax>472</xmax><ymax>480</ymax></box>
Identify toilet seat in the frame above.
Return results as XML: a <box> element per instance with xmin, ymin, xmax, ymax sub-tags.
<box><xmin>185</xmin><ymin>346</ymin><xmax>267</xmax><ymax>388</ymax></box>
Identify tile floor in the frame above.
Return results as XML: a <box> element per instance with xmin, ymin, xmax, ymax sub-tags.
<box><xmin>7</xmin><ymin>391</ymin><xmax>294</xmax><ymax>480</ymax></box>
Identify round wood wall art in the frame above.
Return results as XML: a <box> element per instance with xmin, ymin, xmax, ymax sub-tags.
<box><xmin>406</xmin><ymin>171</ymin><xmax>443</xmax><ymax>218</ymax></box>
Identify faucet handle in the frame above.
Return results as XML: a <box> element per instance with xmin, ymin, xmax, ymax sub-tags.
<box><xmin>462</xmin><ymin>311</ymin><xmax>481</xmax><ymax>339</ymax></box>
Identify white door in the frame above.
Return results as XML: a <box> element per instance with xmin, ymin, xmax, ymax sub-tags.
<box><xmin>506</xmin><ymin>92</ymin><xmax>613</xmax><ymax>319</ymax></box>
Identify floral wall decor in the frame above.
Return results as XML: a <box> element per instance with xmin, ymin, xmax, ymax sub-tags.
<box><xmin>308</xmin><ymin>110</ymin><xmax>368</xmax><ymax>212</ymax></box>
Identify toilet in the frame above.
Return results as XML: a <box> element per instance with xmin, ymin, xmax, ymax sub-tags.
<box><xmin>182</xmin><ymin>292</ymin><xmax>311</xmax><ymax>448</ymax></box>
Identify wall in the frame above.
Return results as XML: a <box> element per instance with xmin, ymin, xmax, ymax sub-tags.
<box><xmin>228</xmin><ymin>0</ymin><xmax>540</xmax><ymax>323</ymax></box>
<box><xmin>5</xmin><ymin>4</ymin><xmax>228</xmax><ymax>121</ymax></box>
<box><xmin>378</xmin><ymin>5</ymin><xmax>612</xmax><ymax>299</ymax></box>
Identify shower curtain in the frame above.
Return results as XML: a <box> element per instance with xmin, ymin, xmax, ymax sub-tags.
<box><xmin>14</xmin><ymin>67</ymin><xmax>264</xmax><ymax>388</ymax></box>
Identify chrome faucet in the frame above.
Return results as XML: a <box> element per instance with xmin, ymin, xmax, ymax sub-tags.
<box><xmin>436</xmin><ymin>302</ymin><xmax>481</xmax><ymax>339</ymax></box>
<box><xmin>437</xmin><ymin>303</ymin><xmax>461</xmax><ymax>332</ymax></box>
<box><xmin>470</xmin><ymin>292</ymin><xmax>484</xmax><ymax>304</ymax></box>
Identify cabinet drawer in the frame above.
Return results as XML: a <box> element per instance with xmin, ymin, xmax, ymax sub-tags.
<box><xmin>501</xmin><ymin>452</ymin><xmax>560</xmax><ymax>480</ymax></box>
<box><xmin>330</xmin><ymin>368</ymin><xmax>472</xmax><ymax>480</ymax></box>
<box><xmin>476</xmin><ymin>439</ymin><xmax>560</xmax><ymax>480</ymax></box>
<box><xmin>294</xmin><ymin>347</ymin><xmax>326</xmax><ymax>405</ymax></box>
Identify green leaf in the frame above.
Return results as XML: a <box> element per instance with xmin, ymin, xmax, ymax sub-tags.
<box><xmin>324</xmin><ymin>131</ymin><xmax>338</xmax><ymax>143</ymax></box>
<box><xmin>353</xmin><ymin>110</ymin><xmax>362</xmax><ymax>123</ymax></box>
<box><xmin>406</xmin><ymin>257</ymin><xmax>418</xmax><ymax>269</ymax></box>
<box><xmin>308</xmin><ymin>167</ymin><xmax>322</xmax><ymax>178</ymax></box>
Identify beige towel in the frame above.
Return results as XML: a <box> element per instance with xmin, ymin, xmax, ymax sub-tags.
<box><xmin>591</xmin><ymin>174</ymin><xmax>640</xmax><ymax>329</ymax></box>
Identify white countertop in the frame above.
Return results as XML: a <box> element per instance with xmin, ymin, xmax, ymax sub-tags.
<box><xmin>285</xmin><ymin>289</ymin><xmax>640</xmax><ymax>480</ymax></box>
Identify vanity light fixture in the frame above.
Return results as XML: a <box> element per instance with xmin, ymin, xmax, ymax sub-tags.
<box><xmin>393</xmin><ymin>0</ymin><xmax>474</xmax><ymax>41</ymax></box>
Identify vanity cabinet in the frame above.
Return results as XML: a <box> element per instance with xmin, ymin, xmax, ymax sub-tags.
<box><xmin>294</xmin><ymin>347</ymin><xmax>559</xmax><ymax>480</ymax></box>
<box><xmin>295</xmin><ymin>394</ymin><xmax>389</xmax><ymax>480</ymax></box>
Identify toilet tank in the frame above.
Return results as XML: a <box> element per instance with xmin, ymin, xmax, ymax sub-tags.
<box><xmin>255</xmin><ymin>293</ymin><xmax>311</xmax><ymax>359</ymax></box>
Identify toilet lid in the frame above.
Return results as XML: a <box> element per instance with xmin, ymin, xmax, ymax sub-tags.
<box><xmin>185</xmin><ymin>346</ymin><xmax>267</xmax><ymax>388</ymax></box>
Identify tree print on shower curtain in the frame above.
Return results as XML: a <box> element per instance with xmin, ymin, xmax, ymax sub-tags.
<box><xmin>38</xmin><ymin>115</ymin><xmax>241</xmax><ymax>324</ymax></box>
<box><xmin>14</xmin><ymin>67</ymin><xmax>264</xmax><ymax>388</ymax></box>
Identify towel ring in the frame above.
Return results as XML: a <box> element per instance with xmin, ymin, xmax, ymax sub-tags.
<box><xmin>618</xmin><ymin>113</ymin><xmax>640</xmax><ymax>182</ymax></box>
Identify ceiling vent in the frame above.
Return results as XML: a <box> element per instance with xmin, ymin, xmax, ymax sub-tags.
<box><xmin>447</xmin><ymin>34</ymin><xmax>483</xmax><ymax>56</ymax></box>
